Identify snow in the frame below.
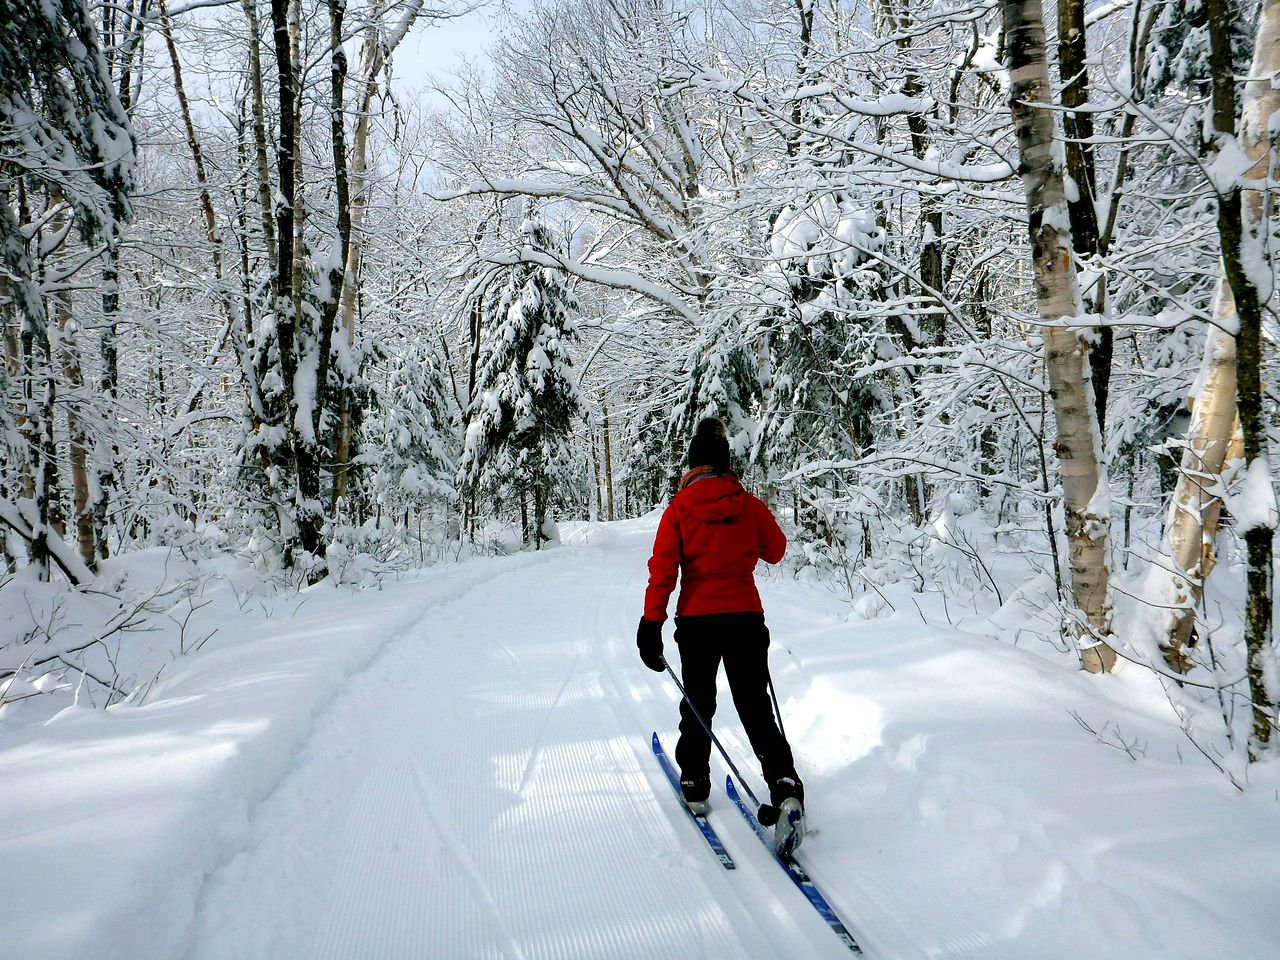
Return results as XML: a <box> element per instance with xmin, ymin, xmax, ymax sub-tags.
<box><xmin>1229</xmin><ymin>457</ymin><xmax>1278</xmax><ymax>533</ymax></box>
<box><xmin>3</xmin><ymin>520</ymin><xmax>1279</xmax><ymax>960</ymax></box>
<box><xmin>1205</xmin><ymin>136</ymin><xmax>1252</xmax><ymax>195</ymax></box>
<box><xmin>0</xmin><ymin>551</ymin><xmax>551</xmax><ymax>960</ymax></box>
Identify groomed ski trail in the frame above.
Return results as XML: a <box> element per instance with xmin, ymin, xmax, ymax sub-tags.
<box><xmin>184</xmin><ymin>520</ymin><xmax>855</xmax><ymax>960</ymax></box>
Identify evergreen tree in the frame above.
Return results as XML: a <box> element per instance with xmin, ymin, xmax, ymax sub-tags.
<box><xmin>622</xmin><ymin>388</ymin><xmax>678</xmax><ymax>508</ymax></box>
<box><xmin>369</xmin><ymin>338</ymin><xmax>458</xmax><ymax>513</ymax></box>
<box><xmin>669</xmin><ymin>323</ymin><xmax>761</xmax><ymax>475</ymax></box>
<box><xmin>459</xmin><ymin>218</ymin><xmax>585</xmax><ymax>547</ymax></box>
<box><xmin>755</xmin><ymin>191</ymin><xmax>894</xmax><ymax>555</ymax></box>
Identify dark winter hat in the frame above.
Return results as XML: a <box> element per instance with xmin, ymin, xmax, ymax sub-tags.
<box><xmin>687</xmin><ymin>417</ymin><xmax>732</xmax><ymax>472</ymax></box>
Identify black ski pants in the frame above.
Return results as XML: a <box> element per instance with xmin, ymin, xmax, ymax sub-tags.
<box><xmin>672</xmin><ymin>612</ymin><xmax>800</xmax><ymax>797</ymax></box>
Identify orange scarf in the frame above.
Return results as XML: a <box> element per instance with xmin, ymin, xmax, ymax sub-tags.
<box><xmin>680</xmin><ymin>468</ymin><xmax>721</xmax><ymax>491</ymax></box>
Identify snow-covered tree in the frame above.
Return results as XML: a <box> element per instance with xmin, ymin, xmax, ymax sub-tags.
<box><xmin>0</xmin><ymin>0</ymin><xmax>134</xmax><ymax>581</ymax></box>
<box><xmin>459</xmin><ymin>218</ymin><xmax>586</xmax><ymax>547</ymax></box>
<box><xmin>367</xmin><ymin>338</ymin><xmax>459</xmax><ymax>514</ymax></box>
<box><xmin>1001</xmin><ymin>0</ymin><xmax>1118</xmax><ymax>673</ymax></box>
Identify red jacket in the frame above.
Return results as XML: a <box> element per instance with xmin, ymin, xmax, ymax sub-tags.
<box><xmin>643</xmin><ymin>474</ymin><xmax>787</xmax><ymax>623</ymax></box>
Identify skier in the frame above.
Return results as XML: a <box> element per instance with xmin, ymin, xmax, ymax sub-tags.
<box><xmin>637</xmin><ymin>416</ymin><xmax>805</xmax><ymax>854</ymax></box>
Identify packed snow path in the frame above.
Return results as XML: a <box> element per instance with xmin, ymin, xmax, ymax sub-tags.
<box><xmin>185</xmin><ymin>522</ymin><xmax>854</xmax><ymax>960</ymax></box>
<box><xmin>7</xmin><ymin>516</ymin><xmax>1275</xmax><ymax>960</ymax></box>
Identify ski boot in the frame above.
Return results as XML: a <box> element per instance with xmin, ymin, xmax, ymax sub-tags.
<box><xmin>680</xmin><ymin>775</ymin><xmax>711</xmax><ymax>817</ymax></box>
<box><xmin>769</xmin><ymin>777</ymin><xmax>805</xmax><ymax>858</ymax></box>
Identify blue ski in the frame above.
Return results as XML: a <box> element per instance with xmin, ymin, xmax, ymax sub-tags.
<box><xmin>725</xmin><ymin>776</ymin><xmax>862</xmax><ymax>954</ymax></box>
<box><xmin>651</xmin><ymin>733</ymin><xmax>735</xmax><ymax>869</ymax></box>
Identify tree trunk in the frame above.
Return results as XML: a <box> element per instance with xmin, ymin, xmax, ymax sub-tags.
<box><xmin>534</xmin><ymin>487</ymin><xmax>546</xmax><ymax>550</ymax></box>
<box><xmin>96</xmin><ymin>247</ymin><xmax>119</xmax><ymax>563</ymax></box>
<box><xmin>1162</xmin><ymin>0</ymin><xmax>1280</xmax><ymax>730</ymax></box>
<box><xmin>1</xmin><ymin>272</ymin><xmax>32</xmax><ymax>506</ymax></box>
<box><xmin>267</xmin><ymin>0</ymin><xmax>321</xmax><ymax>565</ymax></box>
<box><xmin>1002</xmin><ymin>0</ymin><xmax>1117</xmax><ymax>672</ymax></box>
<box><xmin>1</xmin><ymin>273</ymin><xmax>18</xmax><ymax>570</ymax></box>
<box><xmin>242</xmin><ymin>0</ymin><xmax>278</xmax><ymax>275</ymax></box>
<box><xmin>23</xmin><ymin>320</ymin><xmax>61</xmax><ymax>580</ymax></box>
<box><xmin>590</xmin><ymin>426</ymin><xmax>602</xmax><ymax>520</ymax></box>
<box><xmin>1056</xmin><ymin>0</ymin><xmax>1110</xmax><ymax>428</ymax></box>
<box><xmin>332</xmin><ymin>8</ymin><xmax>422</xmax><ymax>503</ymax></box>
<box><xmin>1207</xmin><ymin>0</ymin><xmax>1279</xmax><ymax>757</ymax></box>
<box><xmin>56</xmin><ymin>295</ymin><xmax>94</xmax><ymax>567</ymax></box>
<box><xmin>1162</xmin><ymin>309</ymin><xmax>1239</xmax><ymax>669</ymax></box>
<box><xmin>603</xmin><ymin>403</ymin><xmax>615</xmax><ymax>521</ymax></box>
<box><xmin>332</xmin><ymin>58</ymin><xmax>379</xmax><ymax>507</ymax></box>
<box><xmin>319</xmin><ymin>0</ymin><xmax>352</xmax><ymax>453</ymax></box>
<box><xmin>94</xmin><ymin>0</ymin><xmax>146</xmax><ymax>563</ymax></box>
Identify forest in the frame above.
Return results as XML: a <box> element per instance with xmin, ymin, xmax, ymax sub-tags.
<box><xmin>2</xmin><ymin>0</ymin><xmax>1280</xmax><ymax>954</ymax></box>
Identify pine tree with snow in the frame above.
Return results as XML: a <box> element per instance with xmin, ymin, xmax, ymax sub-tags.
<box><xmin>622</xmin><ymin>393</ymin><xmax>679</xmax><ymax>509</ymax></box>
<box><xmin>368</xmin><ymin>338</ymin><xmax>459</xmax><ymax>514</ymax></box>
<box><xmin>669</xmin><ymin>324</ymin><xmax>760</xmax><ymax>476</ymax></box>
<box><xmin>755</xmin><ymin>191</ymin><xmax>894</xmax><ymax>553</ymax></box>
<box><xmin>459</xmin><ymin>218</ymin><xmax>585</xmax><ymax>548</ymax></box>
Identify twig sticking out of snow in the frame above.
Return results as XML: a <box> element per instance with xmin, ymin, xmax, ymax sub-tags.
<box><xmin>1069</xmin><ymin>709</ymin><xmax>1147</xmax><ymax>762</ymax></box>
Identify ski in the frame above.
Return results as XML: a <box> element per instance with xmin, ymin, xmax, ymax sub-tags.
<box><xmin>725</xmin><ymin>776</ymin><xmax>863</xmax><ymax>954</ymax></box>
<box><xmin>651</xmin><ymin>732</ymin><xmax>736</xmax><ymax>870</ymax></box>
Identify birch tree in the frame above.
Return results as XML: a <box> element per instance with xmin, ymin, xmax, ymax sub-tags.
<box><xmin>1159</xmin><ymin>0</ymin><xmax>1280</xmax><ymax>754</ymax></box>
<box><xmin>1002</xmin><ymin>0</ymin><xmax>1117</xmax><ymax>672</ymax></box>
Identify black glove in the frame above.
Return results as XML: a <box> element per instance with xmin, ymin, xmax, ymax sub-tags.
<box><xmin>636</xmin><ymin>618</ymin><xmax>665</xmax><ymax>672</ymax></box>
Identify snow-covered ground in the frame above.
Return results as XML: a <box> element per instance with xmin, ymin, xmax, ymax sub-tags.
<box><xmin>3</xmin><ymin>515</ymin><xmax>1279</xmax><ymax>959</ymax></box>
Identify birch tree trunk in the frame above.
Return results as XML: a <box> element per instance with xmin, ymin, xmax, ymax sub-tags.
<box><xmin>29</xmin><ymin>246</ymin><xmax>63</xmax><ymax>579</ymax></box>
<box><xmin>319</xmin><ymin>0</ymin><xmax>352</xmax><ymax>445</ymax></box>
<box><xmin>1</xmin><ymin>269</ymin><xmax>32</xmax><ymax>505</ymax></box>
<box><xmin>0</xmin><ymin>280</ymin><xmax>14</xmax><ymax>572</ymax></box>
<box><xmin>331</xmin><ymin>41</ymin><xmax>380</xmax><ymax>506</ymax></box>
<box><xmin>1162</xmin><ymin>0</ymin><xmax>1280</xmax><ymax>737</ymax></box>
<box><xmin>603</xmin><ymin>403</ymin><xmax>615</xmax><ymax>521</ymax></box>
<box><xmin>1162</xmin><ymin>302</ymin><xmax>1240</xmax><ymax>671</ymax></box>
<box><xmin>591</xmin><ymin>428</ymin><xmax>602</xmax><ymax>520</ymax></box>
<box><xmin>1002</xmin><ymin>0</ymin><xmax>1117</xmax><ymax>672</ymax></box>
<box><xmin>45</xmin><ymin>189</ymin><xmax>91</xmax><ymax>563</ymax></box>
<box><xmin>56</xmin><ymin>296</ymin><xmax>94</xmax><ymax>567</ymax></box>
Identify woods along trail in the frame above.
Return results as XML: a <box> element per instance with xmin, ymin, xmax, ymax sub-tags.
<box><xmin>181</xmin><ymin>517</ymin><xmax>1280</xmax><ymax>960</ymax></box>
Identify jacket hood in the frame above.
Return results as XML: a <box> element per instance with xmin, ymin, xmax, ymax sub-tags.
<box><xmin>677</xmin><ymin>473</ymin><xmax>746</xmax><ymax>522</ymax></box>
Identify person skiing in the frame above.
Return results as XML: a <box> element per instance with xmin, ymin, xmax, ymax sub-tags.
<box><xmin>637</xmin><ymin>416</ymin><xmax>805</xmax><ymax>855</ymax></box>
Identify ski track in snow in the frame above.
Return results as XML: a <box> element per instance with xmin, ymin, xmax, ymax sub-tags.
<box><xmin>184</xmin><ymin>523</ymin><xmax>849</xmax><ymax>960</ymax></box>
<box><xmin>166</xmin><ymin>516</ymin><xmax>1280</xmax><ymax>960</ymax></box>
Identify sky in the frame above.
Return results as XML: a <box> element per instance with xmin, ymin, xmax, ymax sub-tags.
<box><xmin>392</xmin><ymin>0</ymin><xmax>532</xmax><ymax>96</ymax></box>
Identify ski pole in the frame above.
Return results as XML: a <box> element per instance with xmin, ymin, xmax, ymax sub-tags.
<box><xmin>661</xmin><ymin>656</ymin><xmax>765</xmax><ymax>810</ymax></box>
<box><xmin>767</xmin><ymin>676</ymin><xmax>788</xmax><ymax>740</ymax></box>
